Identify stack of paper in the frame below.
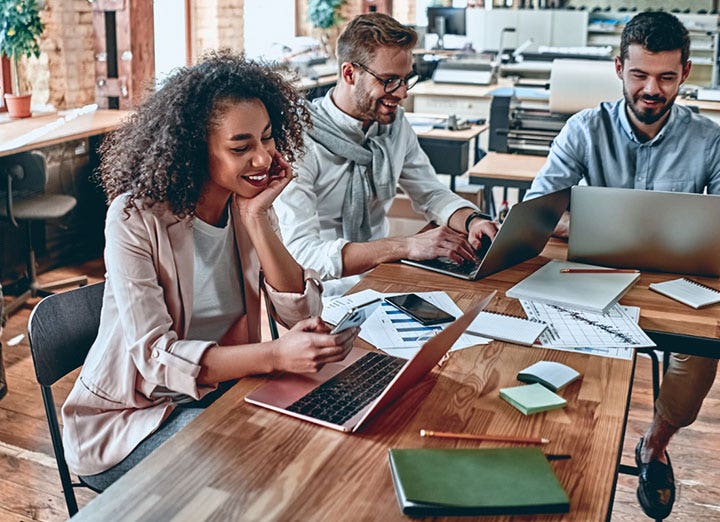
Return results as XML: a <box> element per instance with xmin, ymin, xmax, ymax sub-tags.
<box><xmin>499</xmin><ymin>383</ymin><xmax>567</xmax><ymax>415</ymax></box>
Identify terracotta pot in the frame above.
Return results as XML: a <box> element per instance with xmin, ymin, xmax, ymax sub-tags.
<box><xmin>3</xmin><ymin>93</ymin><xmax>32</xmax><ymax>118</ymax></box>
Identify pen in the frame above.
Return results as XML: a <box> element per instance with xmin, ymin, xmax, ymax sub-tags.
<box><xmin>420</xmin><ymin>429</ymin><xmax>549</xmax><ymax>445</ymax></box>
<box><xmin>560</xmin><ymin>268</ymin><xmax>640</xmax><ymax>274</ymax></box>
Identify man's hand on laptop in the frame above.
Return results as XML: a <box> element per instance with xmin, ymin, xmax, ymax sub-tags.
<box><xmin>552</xmin><ymin>211</ymin><xmax>570</xmax><ymax>239</ymax></box>
<box><xmin>405</xmin><ymin>226</ymin><xmax>477</xmax><ymax>264</ymax></box>
<box><xmin>467</xmin><ymin>218</ymin><xmax>499</xmax><ymax>251</ymax></box>
<box><xmin>271</xmin><ymin>317</ymin><xmax>358</xmax><ymax>374</ymax></box>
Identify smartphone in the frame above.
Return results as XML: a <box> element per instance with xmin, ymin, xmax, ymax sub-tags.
<box><xmin>329</xmin><ymin>298</ymin><xmax>381</xmax><ymax>334</ymax></box>
<box><xmin>384</xmin><ymin>293</ymin><xmax>455</xmax><ymax>326</ymax></box>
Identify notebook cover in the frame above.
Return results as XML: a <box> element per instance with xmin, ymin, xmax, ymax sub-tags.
<box><xmin>506</xmin><ymin>260</ymin><xmax>640</xmax><ymax>314</ymax></box>
<box><xmin>500</xmin><ymin>383</ymin><xmax>567</xmax><ymax>415</ymax></box>
<box><xmin>649</xmin><ymin>278</ymin><xmax>720</xmax><ymax>309</ymax></box>
<box><xmin>467</xmin><ymin>311</ymin><xmax>547</xmax><ymax>346</ymax></box>
<box><xmin>388</xmin><ymin>447</ymin><xmax>570</xmax><ymax>516</ymax></box>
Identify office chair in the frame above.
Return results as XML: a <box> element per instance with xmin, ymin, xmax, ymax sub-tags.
<box><xmin>27</xmin><ymin>282</ymin><xmax>105</xmax><ymax>516</ymax></box>
<box><xmin>0</xmin><ymin>151</ymin><xmax>87</xmax><ymax>323</ymax></box>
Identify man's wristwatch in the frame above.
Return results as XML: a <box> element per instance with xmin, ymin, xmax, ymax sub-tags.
<box><xmin>464</xmin><ymin>211</ymin><xmax>493</xmax><ymax>233</ymax></box>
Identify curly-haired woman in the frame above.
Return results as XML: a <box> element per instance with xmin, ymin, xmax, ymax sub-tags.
<box><xmin>61</xmin><ymin>51</ymin><xmax>358</xmax><ymax>489</ymax></box>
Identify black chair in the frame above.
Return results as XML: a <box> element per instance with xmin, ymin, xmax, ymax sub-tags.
<box><xmin>0</xmin><ymin>151</ymin><xmax>87</xmax><ymax>323</ymax></box>
<box><xmin>27</xmin><ymin>282</ymin><xmax>105</xmax><ymax>516</ymax></box>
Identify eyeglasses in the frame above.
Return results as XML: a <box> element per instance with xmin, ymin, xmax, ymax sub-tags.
<box><xmin>351</xmin><ymin>62</ymin><xmax>420</xmax><ymax>94</ymax></box>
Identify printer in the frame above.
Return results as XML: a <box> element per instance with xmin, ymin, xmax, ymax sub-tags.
<box><xmin>432</xmin><ymin>58</ymin><xmax>498</xmax><ymax>86</ymax></box>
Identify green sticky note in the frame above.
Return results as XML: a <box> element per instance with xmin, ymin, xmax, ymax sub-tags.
<box><xmin>499</xmin><ymin>383</ymin><xmax>567</xmax><ymax>415</ymax></box>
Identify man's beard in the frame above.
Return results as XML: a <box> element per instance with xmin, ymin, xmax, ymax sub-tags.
<box><xmin>354</xmin><ymin>82</ymin><xmax>398</xmax><ymax>125</ymax></box>
<box><xmin>624</xmin><ymin>86</ymin><xmax>675</xmax><ymax>125</ymax></box>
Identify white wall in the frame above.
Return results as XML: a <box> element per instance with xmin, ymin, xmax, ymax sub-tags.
<box><xmin>153</xmin><ymin>0</ymin><xmax>187</xmax><ymax>85</ymax></box>
<box><xmin>244</xmin><ymin>0</ymin><xmax>296</xmax><ymax>59</ymax></box>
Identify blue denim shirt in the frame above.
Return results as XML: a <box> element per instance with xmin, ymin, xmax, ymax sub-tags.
<box><xmin>525</xmin><ymin>99</ymin><xmax>720</xmax><ymax>198</ymax></box>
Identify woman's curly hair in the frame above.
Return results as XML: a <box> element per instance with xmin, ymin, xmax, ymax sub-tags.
<box><xmin>99</xmin><ymin>50</ymin><xmax>311</xmax><ymax>217</ymax></box>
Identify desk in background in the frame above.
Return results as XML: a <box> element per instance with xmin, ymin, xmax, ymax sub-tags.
<box><xmin>71</xmin><ymin>239</ymin><xmax>657</xmax><ymax>521</ymax></box>
<box><xmin>468</xmin><ymin>152</ymin><xmax>546</xmax><ymax>218</ymax></box>
<box><xmin>411</xmin><ymin>115</ymin><xmax>488</xmax><ymax>193</ymax></box>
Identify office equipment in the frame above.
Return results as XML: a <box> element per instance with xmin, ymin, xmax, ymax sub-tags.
<box><xmin>432</xmin><ymin>59</ymin><xmax>497</xmax><ymax>85</ymax></box>
<box><xmin>427</xmin><ymin>6</ymin><xmax>466</xmax><ymax>36</ymax></box>
<box><xmin>467</xmin><ymin>311</ymin><xmax>547</xmax><ymax>346</ymax></box>
<box><xmin>246</xmin><ymin>296</ymin><xmax>489</xmax><ymax>432</ymax></box>
<box><xmin>521</xmin><ymin>301</ymin><xmax>654</xmax><ymax>357</ymax></box>
<box><xmin>27</xmin><ymin>282</ymin><xmax>106</xmax><ymax>516</ymax></box>
<box><xmin>388</xmin><ymin>447</ymin><xmax>569</xmax><ymax>516</ymax></box>
<box><xmin>508</xmin><ymin>260</ymin><xmax>640</xmax><ymax>314</ymax></box>
<box><xmin>517</xmin><ymin>361</ymin><xmax>581</xmax><ymax>392</ymax></box>
<box><xmin>419</xmin><ymin>429</ymin><xmax>549</xmax><ymax>445</ymax></box>
<box><xmin>568</xmin><ymin>186</ymin><xmax>720</xmax><ymax>277</ymax></box>
<box><xmin>499</xmin><ymin>383</ymin><xmax>567</xmax><ymax>415</ymax></box>
<box><xmin>649</xmin><ymin>278</ymin><xmax>720</xmax><ymax>309</ymax></box>
<box><xmin>549</xmin><ymin>59</ymin><xmax>622</xmax><ymax>114</ymax></box>
<box><xmin>402</xmin><ymin>187</ymin><xmax>569</xmax><ymax>280</ymax></box>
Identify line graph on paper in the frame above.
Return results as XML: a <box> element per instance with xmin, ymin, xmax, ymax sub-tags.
<box><xmin>521</xmin><ymin>300</ymin><xmax>655</xmax><ymax>360</ymax></box>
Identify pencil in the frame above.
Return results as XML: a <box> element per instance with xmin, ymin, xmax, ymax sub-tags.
<box><xmin>560</xmin><ymin>268</ymin><xmax>639</xmax><ymax>274</ymax></box>
<box><xmin>419</xmin><ymin>429</ymin><xmax>549</xmax><ymax>445</ymax></box>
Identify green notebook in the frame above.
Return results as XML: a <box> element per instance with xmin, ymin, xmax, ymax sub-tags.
<box><xmin>500</xmin><ymin>383</ymin><xmax>567</xmax><ymax>415</ymax></box>
<box><xmin>388</xmin><ymin>447</ymin><xmax>570</xmax><ymax>516</ymax></box>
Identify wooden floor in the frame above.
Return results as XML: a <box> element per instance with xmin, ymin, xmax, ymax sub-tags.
<box><xmin>1</xmin><ymin>260</ymin><xmax>719</xmax><ymax>521</ymax></box>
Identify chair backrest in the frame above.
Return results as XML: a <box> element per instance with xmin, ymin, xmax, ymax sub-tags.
<box><xmin>0</xmin><ymin>150</ymin><xmax>46</xmax><ymax>198</ymax></box>
<box><xmin>28</xmin><ymin>281</ymin><xmax>104</xmax><ymax>386</ymax></box>
<box><xmin>27</xmin><ymin>281</ymin><xmax>105</xmax><ymax>516</ymax></box>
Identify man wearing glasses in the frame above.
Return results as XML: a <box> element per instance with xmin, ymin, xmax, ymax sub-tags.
<box><xmin>276</xmin><ymin>13</ymin><xmax>497</xmax><ymax>295</ymax></box>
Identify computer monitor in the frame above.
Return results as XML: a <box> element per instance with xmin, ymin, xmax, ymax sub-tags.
<box><xmin>427</xmin><ymin>7</ymin><xmax>466</xmax><ymax>36</ymax></box>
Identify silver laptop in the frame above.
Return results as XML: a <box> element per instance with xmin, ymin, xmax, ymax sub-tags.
<box><xmin>245</xmin><ymin>293</ymin><xmax>493</xmax><ymax>432</ymax></box>
<box><xmin>401</xmin><ymin>188</ymin><xmax>570</xmax><ymax>280</ymax></box>
<box><xmin>568</xmin><ymin>186</ymin><xmax>720</xmax><ymax>277</ymax></box>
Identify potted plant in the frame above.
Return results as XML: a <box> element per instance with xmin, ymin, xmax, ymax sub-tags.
<box><xmin>0</xmin><ymin>0</ymin><xmax>45</xmax><ymax>118</ymax></box>
<box><xmin>307</xmin><ymin>0</ymin><xmax>346</xmax><ymax>58</ymax></box>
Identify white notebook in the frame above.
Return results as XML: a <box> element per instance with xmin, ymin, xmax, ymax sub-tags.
<box><xmin>517</xmin><ymin>361</ymin><xmax>581</xmax><ymax>392</ymax></box>
<box><xmin>506</xmin><ymin>260</ymin><xmax>640</xmax><ymax>314</ymax></box>
<box><xmin>649</xmin><ymin>278</ymin><xmax>720</xmax><ymax>309</ymax></box>
<box><xmin>466</xmin><ymin>311</ymin><xmax>547</xmax><ymax>346</ymax></box>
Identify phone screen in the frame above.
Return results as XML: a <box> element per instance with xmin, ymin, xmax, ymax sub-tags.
<box><xmin>384</xmin><ymin>294</ymin><xmax>455</xmax><ymax>326</ymax></box>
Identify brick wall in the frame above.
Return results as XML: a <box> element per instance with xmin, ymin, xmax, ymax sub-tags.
<box><xmin>192</xmin><ymin>0</ymin><xmax>245</xmax><ymax>62</ymax></box>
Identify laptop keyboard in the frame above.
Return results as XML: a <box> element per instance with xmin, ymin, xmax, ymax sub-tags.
<box><xmin>420</xmin><ymin>235</ymin><xmax>493</xmax><ymax>277</ymax></box>
<box><xmin>286</xmin><ymin>352</ymin><xmax>406</xmax><ymax>426</ymax></box>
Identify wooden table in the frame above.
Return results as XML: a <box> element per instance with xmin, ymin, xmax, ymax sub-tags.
<box><xmin>73</xmin><ymin>238</ymin><xmax>715</xmax><ymax>521</ymax></box>
<box><xmin>0</xmin><ymin>109</ymin><xmax>131</xmax><ymax>157</ymax></box>
<box><xmin>468</xmin><ymin>151</ymin><xmax>547</xmax><ymax>218</ymax></box>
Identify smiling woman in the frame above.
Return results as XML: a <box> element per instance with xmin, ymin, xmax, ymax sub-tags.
<box><xmin>59</xmin><ymin>51</ymin><xmax>360</xmax><ymax>490</ymax></box>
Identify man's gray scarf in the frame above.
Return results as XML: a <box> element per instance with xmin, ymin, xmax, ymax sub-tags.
<box><xmin>306</xmin><ymin>99</ymin><xmax>402</xmax><ymax>242</ymax></box>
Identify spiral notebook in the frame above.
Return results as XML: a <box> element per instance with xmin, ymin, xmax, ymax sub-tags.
<box><xmin>466</xmin><ymin>311</ymin><xmax>547</xmax><ymax>346</ymax></box>
<box><xmin>649</xmin><ymin>278</ymin><xmax>720</xmax><ymax>309</ymax></box>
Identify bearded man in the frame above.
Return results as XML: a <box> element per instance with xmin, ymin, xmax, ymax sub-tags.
<box><xmin>524</xmin><ymin>11</ymin><xmax>720</xmax><ymax>520</ymax></box>
<box><xmin>275</xmin><ymin>13</ymin><xmax>497</xmax><ymax>296</ymax></box>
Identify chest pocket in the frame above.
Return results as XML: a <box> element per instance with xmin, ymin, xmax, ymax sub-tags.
<box><xmin>652</xmin><ymin>178</ymin><xmax>700</xmax><ymax>193</ymax></box>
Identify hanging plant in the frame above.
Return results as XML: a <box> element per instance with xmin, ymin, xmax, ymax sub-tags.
<box><xmin>308</xmin><ymin>0</ymin><xmax>345</xmax><ymax>30</ymax></box>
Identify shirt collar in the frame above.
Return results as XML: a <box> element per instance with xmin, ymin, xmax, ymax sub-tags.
<box><xmin>617</xmin><ymin>98</ymin><xmax>677</xmax><ymax>145</ymax></box>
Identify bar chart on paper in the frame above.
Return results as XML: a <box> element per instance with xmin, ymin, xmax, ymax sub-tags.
<box><xmin>521</xmin><ymin>301</ymin><xmax>655</xmax><ymax>359</ymax></box>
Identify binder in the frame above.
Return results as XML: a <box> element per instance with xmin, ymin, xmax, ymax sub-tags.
<box><xmin>506</xmin><ymin>260</ymin><xmax>640</xmax><ymax>313</ymax></box>
<box><xmin>388</xmin><ymin>447</ymin><xmax>570</xmax><ymax>516</ymax></box>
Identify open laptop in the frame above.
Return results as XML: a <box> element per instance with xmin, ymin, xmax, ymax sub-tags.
<box><xmin>401</xmin><ymin>188</ymin><xmax>570</xmax><ymax>280</ymax></box>
<box><xmin>568</xmin><ymin>186</ymin><xmax>720</xmax><ymax>277</ymax></box>
<box><xmin>245</xmin><ymin>293</ymin><xmax>493</xmax><ymax>432</ymax></box>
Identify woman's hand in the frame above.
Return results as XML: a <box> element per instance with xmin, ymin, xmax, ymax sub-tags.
<box><xmin>236</xmin><ymin>152</ymin><xmax>294</xmax><ymax>224</ymax></box>
<box><xmin>271</xmin><ymin>316</ymin><xmax>359</xmax><ymax>373</ymax></box>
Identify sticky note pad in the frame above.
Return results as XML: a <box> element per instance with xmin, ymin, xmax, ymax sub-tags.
<box><xmin>499</xmin><ymin>383</ymin><xmax>567</xmax><ymax>415</ymax></box>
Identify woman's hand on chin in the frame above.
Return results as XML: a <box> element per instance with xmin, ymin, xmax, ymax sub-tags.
<box><xmin>237</xmin><ymin>152</ymin><xmax>294</xmax><ymax>224</ymax></box>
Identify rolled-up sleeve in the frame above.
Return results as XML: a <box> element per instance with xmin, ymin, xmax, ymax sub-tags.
<box><xmin>265</xmin><ymin>268</ymin><xmax>323</xmax><ymax>328</ymax></box>
<box><xmin>397</xmin><ymin>119</ymin><xmax>476</xmax><ymax>225</ymax></box>
<box><xmin>104</xmin><ymin>199</ymin><xmax>216</xmax><ymax>400</ymax></box>
<box><xmin>275</xmin><ymin>141</ymin><xmax>348</xmax><ymax>280</ymax></box>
